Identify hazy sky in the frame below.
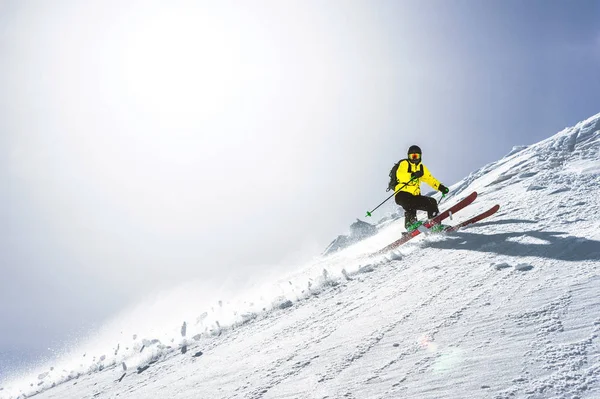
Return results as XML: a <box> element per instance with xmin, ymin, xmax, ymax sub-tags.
<box><xmin>1</xmin><ymin>0</ymin><xmax>599</xmax><ymax>374</ymax></box>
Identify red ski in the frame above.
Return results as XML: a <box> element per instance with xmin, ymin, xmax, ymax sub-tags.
<box><xmin>372</xmin><ymin>191</ymin><xmax>478</xmax><ymax>256</ymax></box>
<box><xmin>444</xmin><ymin>204</ymin><xmax>500</xmax><ymax>232</ymax></box>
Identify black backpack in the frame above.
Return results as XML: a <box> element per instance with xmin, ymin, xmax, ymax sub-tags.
<box><xmin>387</xmin><ymin>160</ymin><xmax>423</xmax><ymax>192</ymax></box>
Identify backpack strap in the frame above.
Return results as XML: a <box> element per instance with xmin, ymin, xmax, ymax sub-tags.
<box><xmin>405</xmin><ymin>159</ymin><xmax>424</xmax><ymax>174</ymax></box>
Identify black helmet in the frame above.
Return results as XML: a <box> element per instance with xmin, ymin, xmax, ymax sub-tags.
<box><xmin>407</xmin><ymin>145</ymin><xmax>422</xmax><ymax>155</ymax></box>
<box><xmin>407</xmin><ymin>145</ymin><xmax>422</xmax><ymax>164</ymax></box>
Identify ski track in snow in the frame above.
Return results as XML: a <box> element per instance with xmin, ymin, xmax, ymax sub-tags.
<box><xmin>2</xmin><ymin>114</ymin><xmax>600</xmax><ymax>399</ymax></box>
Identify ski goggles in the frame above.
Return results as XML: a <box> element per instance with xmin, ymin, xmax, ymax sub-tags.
<box><xmin>409</xmin><ymin>153</ymin><xmax>421</xmax><ymax>160</ymax></box>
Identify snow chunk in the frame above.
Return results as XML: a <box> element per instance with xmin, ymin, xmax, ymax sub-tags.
<box><xmin>505</xmin><ymin>145</ymin><xmax>529</xmax><ymax>157</ymax></box>
<box><xmin>492</xmin><ymin>262</ymin><xmax>512</xmax><ymax>270</ymax></box>
<box><xmin>358</xmin><ymin>264</ymin><xmax>375</xmax><ymax>274</ymax></box>
<box><xmin>492</xmin><ymin>262</ymin><xmax>534</xmax><ymax>271</ymax></box>
<box><xmin>515</xmin><ymin>263</ymin><xmax>534</xmax><ymax>271</ymax></box>
<box><xmin>526</xmin><ymin>184</ymin><xmax>546</xmax><ymax>191</ymax></box>
<box><xmin>277</xmin><ymin>299</ymin><xmax>293</xmax><ymax>310</ymax></box>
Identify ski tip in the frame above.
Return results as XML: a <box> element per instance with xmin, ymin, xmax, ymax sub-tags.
<box><xmin>459</xmin><ymin>191</ymin><xmax>478</xmax><ymax>201</ymax></box>
<box><xmin>468</xmin><ymin>191</ymin><xmax>478</xmax><ymax>201</ymax></box>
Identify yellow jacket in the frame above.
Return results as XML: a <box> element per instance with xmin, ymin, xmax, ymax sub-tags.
<box><xmin>395</xmin><ymin>159</ymin><xmax>442</xmax><ymax>196</ymax></box>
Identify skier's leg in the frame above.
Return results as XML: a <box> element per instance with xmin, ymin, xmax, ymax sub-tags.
<box><xmin>395</xmin><ymin>192</ymin><xmax>418</xmax><ymax>229</ymax></box>
<box><xmin>394</xmin><ymin>191</ymin><xmax>413</xmax><ymax>208</ymax></box>
<box><xmin>401</xmin><ymin>194</ymin><xmax>439</xmax><ymax>217</ymax></box>
<box><xmin>409</xmin><ymin>195</ymin><xmax>444</xmax><ymax>231</ymax></box>
<box><xmin>404</xmin><ymin>209</ymin><xmax>417</xmax><ymax>229</ymax></box>
<box><xmin>423</xmin><ymin>196</ymin><xmax>440</xmax><ymax>219</ymax></box>
<box><xmin>416</xmin><ymin>196</ymin><xmax>447</xmax><ymax>231</ymax></box>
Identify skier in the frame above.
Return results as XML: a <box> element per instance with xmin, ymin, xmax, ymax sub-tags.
<box><xmin>393</xmin><ymin>145</ymin><xmax>450</xmax><ymax>232</ymax></box>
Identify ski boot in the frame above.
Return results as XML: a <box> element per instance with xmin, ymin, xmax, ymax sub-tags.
<box><xmin>429</xmin><ymin>223</ymin><xmax>449</xmax><ymax>233</ymax></box>
<box><xmin>406</xmin><ymin>220</ymin><xmax>424</xmax><ymax>233</ymax></box>
<box><xmin>406</xmin><ymin>220</ymin><xmax>449</xmax><ymax>233</ymax></box>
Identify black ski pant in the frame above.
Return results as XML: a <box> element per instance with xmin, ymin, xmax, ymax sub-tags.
<box><xmin>394</xmin><ymin>191</ymin><xmax>439</xmax><ymax>228</ymax></box>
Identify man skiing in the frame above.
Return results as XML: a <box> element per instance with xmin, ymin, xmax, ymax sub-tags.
<box><xmin>393</xmin><ymin>145</ymin><xmax>449</xmax><ymax>232</ymax></box>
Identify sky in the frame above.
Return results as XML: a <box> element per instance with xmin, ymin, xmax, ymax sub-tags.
<box><xmin>1</xmin><ymin>0</ymin><xmax>599</xmax><ymax>375</ymax></box>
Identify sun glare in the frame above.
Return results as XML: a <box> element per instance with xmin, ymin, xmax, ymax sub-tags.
<box><xmin>117</xmin><ymin>9</ymin><xmax>246</xmax><ymax>126</ymax></box>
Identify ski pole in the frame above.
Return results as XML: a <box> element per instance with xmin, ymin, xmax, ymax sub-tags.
<box><xmin>438</xmin><ymin>193</ymin><xmax>446</xmax><ymax>206</ymax></box>
<box><xmin>366</xmin><ymin>177</ymin><xmax>416</xmax><ymax>217</ymax></box>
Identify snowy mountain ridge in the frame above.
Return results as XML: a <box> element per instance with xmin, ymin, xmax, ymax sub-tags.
<box><xmin>1</xmin><ymin>112</ymin><xmax>600</xmax><ymax>399</ymax></box>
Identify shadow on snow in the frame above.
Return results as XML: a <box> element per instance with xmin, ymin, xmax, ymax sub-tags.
<box><xmin>471</xmin><ymin>218</ymin><xmax>539</xmax><ymax>227</ymax></box>
<box><xmin>426</xmin><ymin>230</ymin><xmax>600</xmax><ymax>262</ymax></box>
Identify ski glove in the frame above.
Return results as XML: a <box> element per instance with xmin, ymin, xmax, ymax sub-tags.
<box><xmin>438</xmin><ymin>184</ymin><xmax>449</xmax><ymax>194</ymax></box>
<box><xmin>411</xmin><ymin>170</ymin><xmax>424</xmax><ymax>179</ymax></box>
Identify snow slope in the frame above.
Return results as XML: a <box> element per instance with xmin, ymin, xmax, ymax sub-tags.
<box><xmin>2</xmin><ymin>113</ymin><xmax>600</xmax><ymax>399</ymax></box>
